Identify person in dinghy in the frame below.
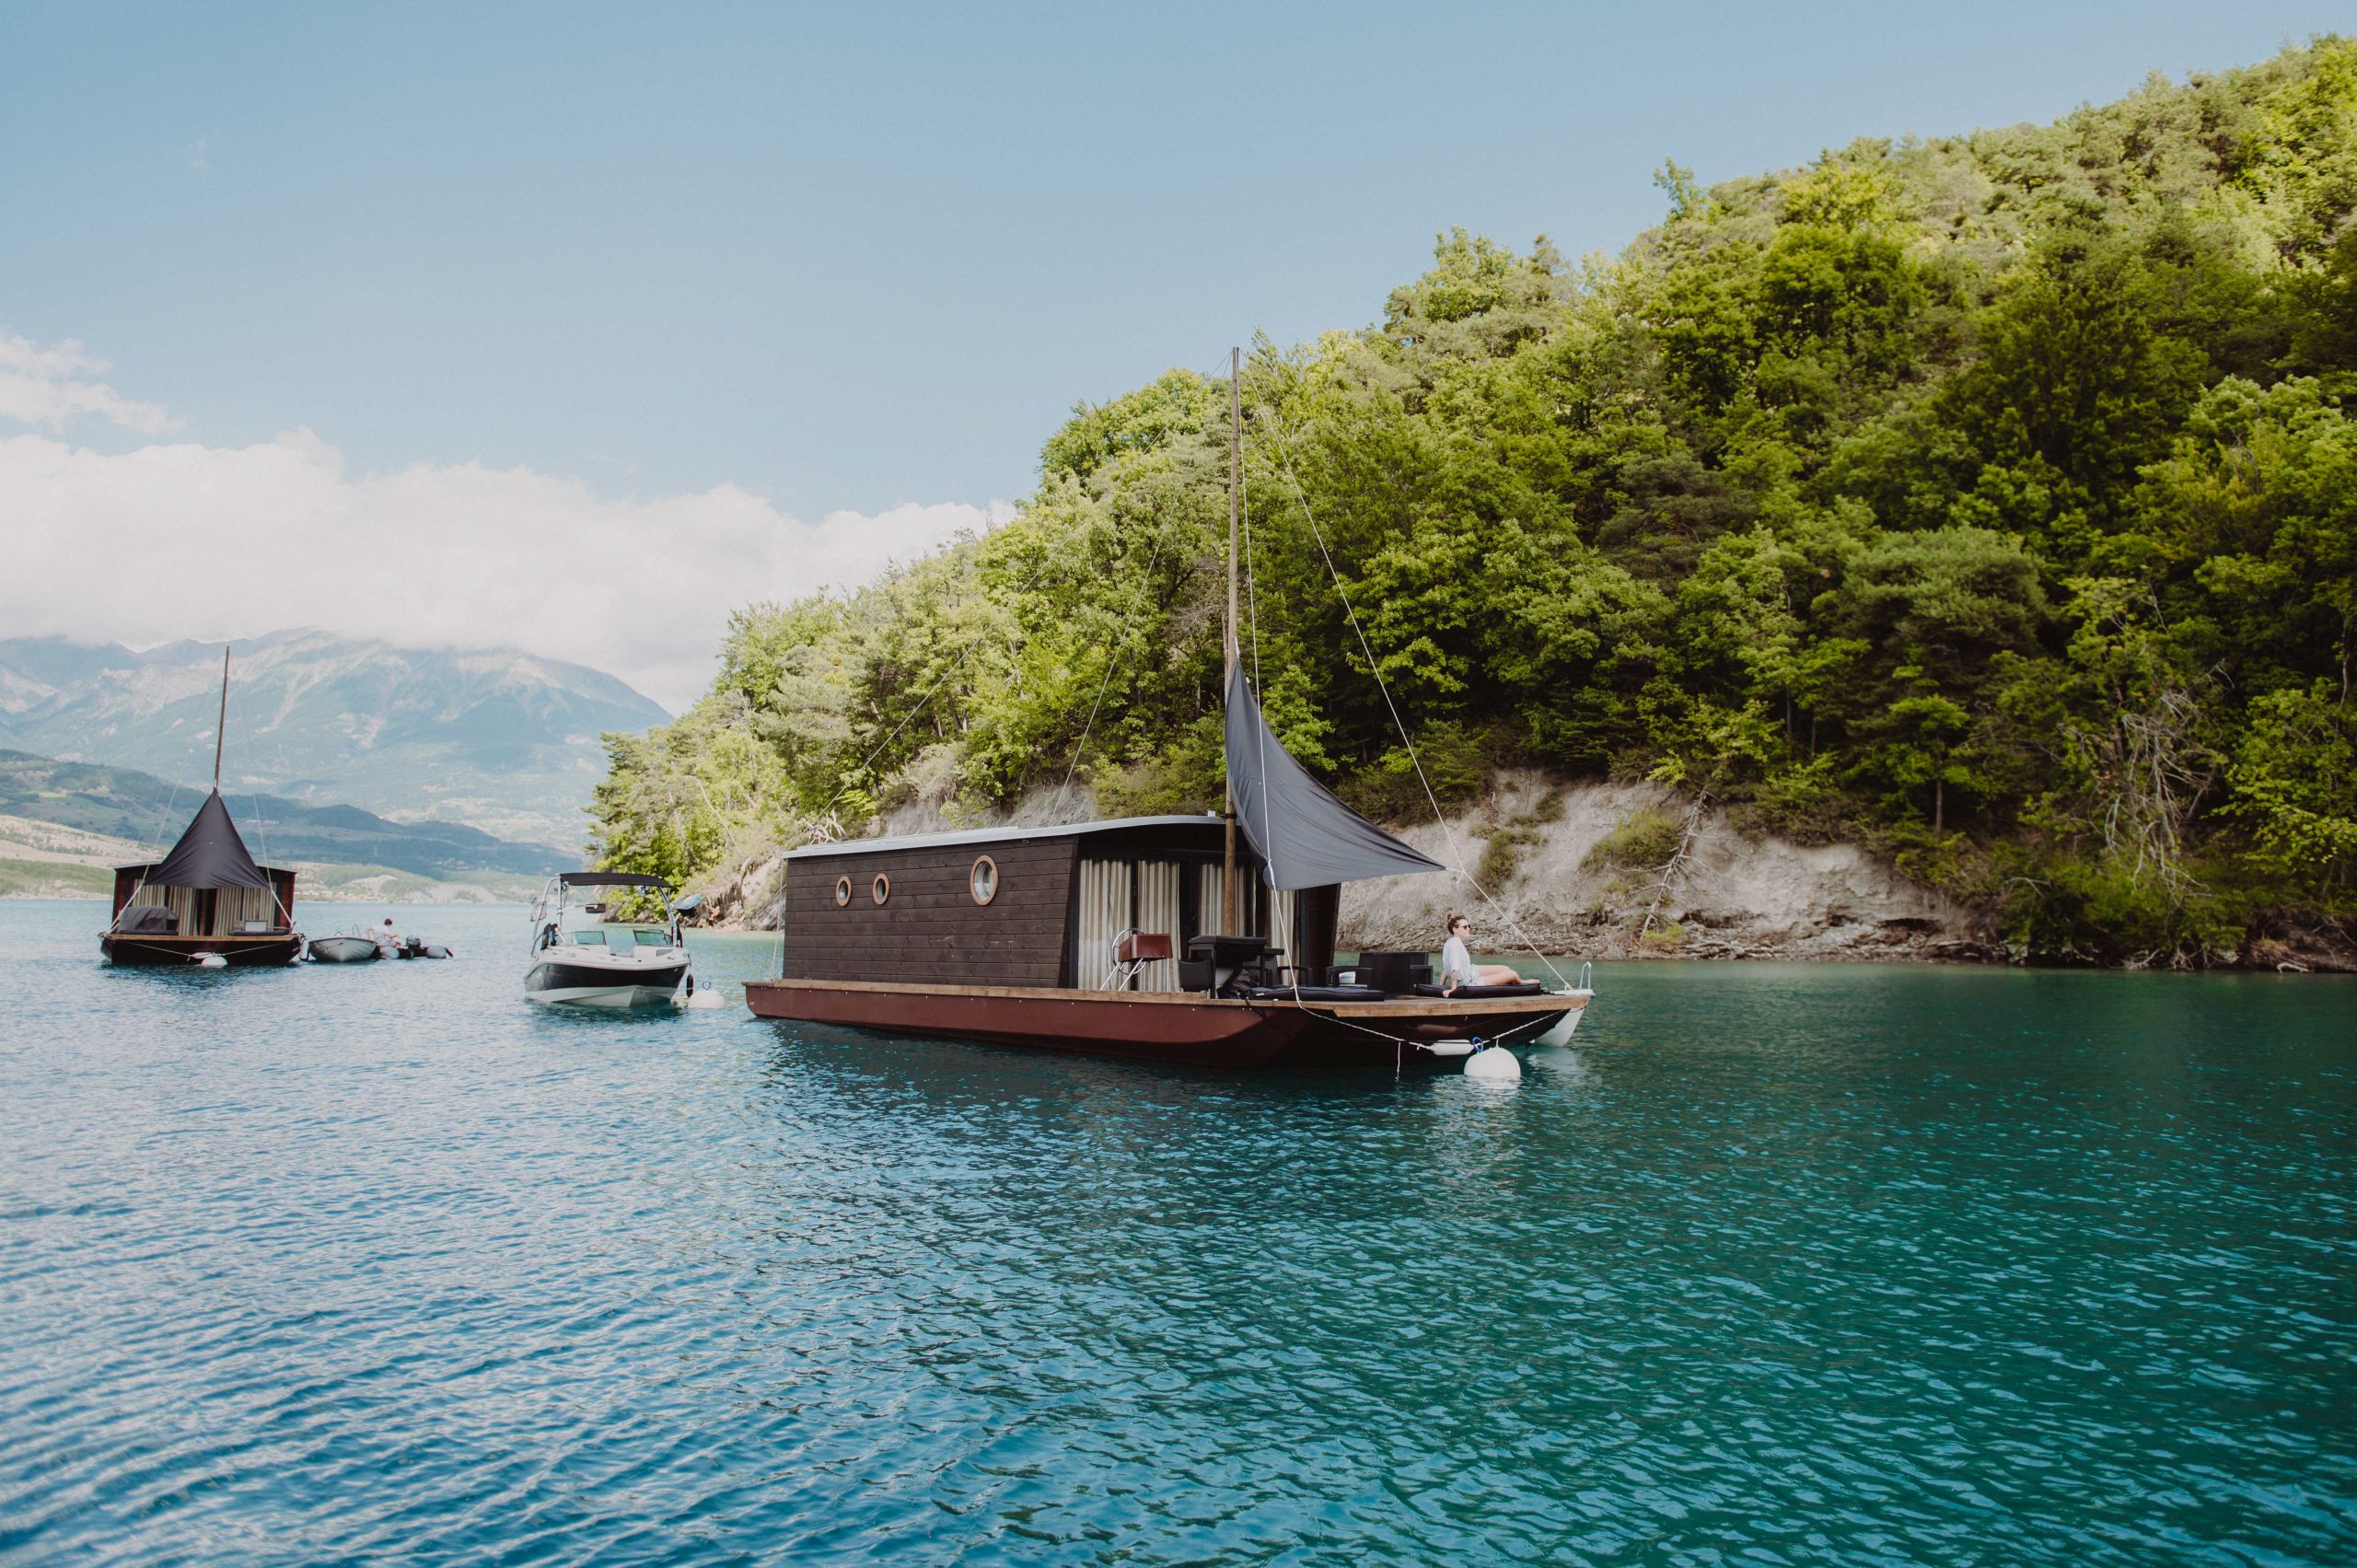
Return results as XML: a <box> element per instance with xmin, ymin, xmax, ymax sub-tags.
<box><xmin>1439</xmin><ymin>914</ymin><xmax>1526</xmax><ymax>995</ymax></box>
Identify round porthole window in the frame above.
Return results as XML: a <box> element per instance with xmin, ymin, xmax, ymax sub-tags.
<box><xmin>833</xmin><ymin>876</ymin><xmax>853</xmax><ymax>908</ymax></box>
<box><xmin>871</xmin><ymin>873</ymin><xmax>891</xmax><ymax>905</ymax></box>
<box><xmin>970</xmin><ymin>855</ymin><xmax>999</xmax><ymax>906</ymax></box>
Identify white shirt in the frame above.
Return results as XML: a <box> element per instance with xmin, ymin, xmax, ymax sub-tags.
<box><xmin>1440</xmin><ymin>935</ymin><xmax>1479</xmax><ymax>987</ymax></box>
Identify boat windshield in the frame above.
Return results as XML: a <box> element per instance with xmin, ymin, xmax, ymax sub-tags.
<box><xmin>563</xmin><ymin>926</ymin><xmax>673</xmax><ymax>953</ymax></box>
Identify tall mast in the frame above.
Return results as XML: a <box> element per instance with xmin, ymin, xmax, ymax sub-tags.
<box><xmin>1223</xmin><ymin>346</ymin><xmax>1241</xmax><ymax>934</ymax></box>
<box><xmin>213</xmin><ymin>646</ymin><xmax>230</xmax><ymax>787</ymax></box>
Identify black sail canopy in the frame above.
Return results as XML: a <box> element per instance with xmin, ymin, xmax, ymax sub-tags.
<box><xmin>1224</xmin><ymin>662</ymin><xmax>1446</xmax><ymax>890</ymax></box>
<box><xmin>134</xmin><ymin>789</ymin><xmax>273</xmax><ymax>890</ymax></box>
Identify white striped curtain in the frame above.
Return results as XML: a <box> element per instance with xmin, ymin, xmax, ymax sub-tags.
<box><xmin>218</xmin><ymin>885</ymin><xmax>279</xmax><ymax>932</ymax></box>
<box><xmin>1269</xmin><ymin>887</ymin><xmax>1297</xmax><ymax>976</ymax></box>
<box><xmin>1197</xmin><ymin>863</ymin><xmax>1228</xmax><ymax>936</ymax></box>
<box><xmin>1074</xmin><ymin>859</ymin><xmax>1133</xmax><ymax>990</ymax></box>
<box><xmin>122</xmin><ymin>883</ymin><xmax>280</xmax><ymax>935</ymax></box>
<box><xmin>1134</xmin><ymin>862</ymin><xmax>1181</xmax><ymax>993</ymax></box>
<box><xmin>1196</xmin><ymin>863</ymin><xmax>1284</xmax><ymax>951</ymax></box>
<box><xmin>123</xmin><ymin>884</ymin><xmax>200</xmax><ymax>935</ymax></box>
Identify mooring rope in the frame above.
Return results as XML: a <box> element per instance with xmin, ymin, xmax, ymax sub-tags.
<box><xmin>1052</xmin><ymin>516</ymin><xmax>1171</xmax><ymax>815</ymax></box>
<box><xmin>1256</xmin><ymin>407</ymin><xmax>1571</xmax><ymax>991</ymax></box>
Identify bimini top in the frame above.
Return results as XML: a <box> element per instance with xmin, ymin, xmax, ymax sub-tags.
<box><xmin>558</xmin><ymin>871</ymin><xmax>672</xmax><ymax>889</ymax></box>
<box><xmin>114</xmin><ymin>789</ymin><xmax>284</xmax><ymax>890</ymax></box>
<box><xmin>785</xmin><ymin>814</ymin><xmax>1225</xmax><ymax>862</ymax></box>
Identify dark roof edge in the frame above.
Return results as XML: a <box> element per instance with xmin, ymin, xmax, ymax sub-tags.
<box><xmin>784</xmin><ymin>814</ymin><xmax>1225</xmax><ymax>861</ymax></box>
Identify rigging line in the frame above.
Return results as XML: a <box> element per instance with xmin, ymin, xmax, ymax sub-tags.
<box><xmin>1259</xmin><ymin>418</ymin><xmax>1568</xmax><ymax>989</ymax></box>
<box><xmin>1051</xmin><ymin>516</ymin><xmax>1171</xmax><ymax>813</ymax></box>
<box><xmin>1296</xmin><ymin>994</ymin><xmax>1562</xmax><ymax>1053</ymax></box>
<box><xmin>1235</xmin><ymin>358</ymin><xmax>1279</xmax><ymax>954</ymax></box>
<box><xmin>227</xmin><ymin>670</ymin><xmax>295</xmax><ymax>932</ymax></box>
<box><xmin>115</xmin><ymin>695</ymin><xmax>203</xmax><ymax>927</ymax></box>
<box><xmin>246</xmin><ymin>784</ymin><xmax>293</xmax><ymax>931</ymax></box>
<box><xmin>117</xmin><ymin>772</ymin><xmax>187</xmax><ymax>932</ymax></box>
<box><xmin>810</xmin><ymin>550</ymin><xmax>1063</xmax><ymax>830</ymax></box>
<box><xmin>1240</xmin><ymin>400</ymin><xmax>1262</xmax><ymax>695</ymax></box>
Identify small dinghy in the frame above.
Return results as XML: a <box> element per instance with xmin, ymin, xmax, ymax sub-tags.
<box><xmin>309</xmin><ymin>934</ymin><xmax>383</xmax><ymax>963</ymax></box>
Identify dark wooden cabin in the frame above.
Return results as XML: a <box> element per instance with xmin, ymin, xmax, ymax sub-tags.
<box><xmin>101</xmin><ymin>787</ymin><xmax>304</xmax><ymax>966</ymax></box>
<box><xmin>110</xmin><ymin>862</ymin><xmax>297</xmax><ymax>940</ymax></box>
<box><xmin>780</xmin><ymin>816</ymin><xmax>1341</xmax><ymax>992</ymax></box>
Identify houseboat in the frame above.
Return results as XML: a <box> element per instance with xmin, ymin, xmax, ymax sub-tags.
<box><xmin>101</xmin><ymin>650</ymin><xmax>305</xmax><ymax>968</ymax></box>
<box><xmin>743</xmin><ymin>348</ymin><xmax>1592</xmax><ymax>1068</ymax></box>
<box><xmin>102</xmin><ymin>793</ymin><xmax>302</xmax><ymax>966</ymax></box>
<box><xmin>744</xmin><ymin>809</ymin><xmax>1585</xmax><ymax>1069</ymax></box>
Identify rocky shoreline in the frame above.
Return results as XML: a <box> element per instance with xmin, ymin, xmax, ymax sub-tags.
<box><xmin>1337</xmin><ymin>773</ymin><xmax>2000</xmax><ymax>965</ymax></box>
<box><xmin>685</xmin><ymin>773</ymin><xmax>2352</xmax><ymax>971</ymax></box>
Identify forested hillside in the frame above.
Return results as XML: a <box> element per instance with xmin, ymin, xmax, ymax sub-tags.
<box><xmin>595</xmin><ymin>41</ymin><xmax>2357</xmax><ymax>964</ymax></box>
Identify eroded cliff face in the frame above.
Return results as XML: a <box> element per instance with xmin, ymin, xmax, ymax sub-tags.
<box><xmin>1338</xmin><ymin>772</ymin><xmax>1993</xmax><ymax>963</ymax></box>
<box><xmin>698</xmin><ymin>846</ymin><xmax>788</xmax><ymax>929</ymax></box>
<box><xmin>698</xmin><ymin>770</ymin><xmax>1995</xmax><ymax>961</ymax></box>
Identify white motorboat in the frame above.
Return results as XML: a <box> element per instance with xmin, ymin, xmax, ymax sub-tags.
<box><xmin>525</xmin><ymin>872</ymin><xmax>695</xmax><ymax>1008</ymax></box>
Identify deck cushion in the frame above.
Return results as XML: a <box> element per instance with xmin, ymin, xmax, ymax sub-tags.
<box><xmin>1410</xmin><ymin>981</ymin><xmax>1548</xmax><ymax>998</ymax></box>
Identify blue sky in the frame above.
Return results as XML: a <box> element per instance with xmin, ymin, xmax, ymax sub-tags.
<box><xmin>4</xmin><ymin>2</ymin><xmax>2346</xmax><ymax>513</ymax></box>
<box><xmin>0</xmin><ymin>3</ymin><xmax>2345</xmax><ymax>704</ymax></box>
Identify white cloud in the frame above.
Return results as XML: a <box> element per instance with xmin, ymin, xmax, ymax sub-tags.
<box><xmin>0</xmin><ymin>427</ymin><xmax>1010</xmax><ymax>710</ymax></box>
<box><xmin>0</xmin><ymin>331</ymin><xmax>180</xmax><ymax>435</ymax></box>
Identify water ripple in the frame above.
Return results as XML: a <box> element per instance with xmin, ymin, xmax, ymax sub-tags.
<box><xmin>1</xmin><ymin>906</ymin><xmax>2351</xmax><ymax>1564</ymax></box>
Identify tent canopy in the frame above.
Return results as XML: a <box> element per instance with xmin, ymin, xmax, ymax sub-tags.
<box><xmin>121</xmin><ymin>790</ymin><xmax>274</xmax><ymax>891</ymax></box>
<box><xmin>1224</xmin><ymin>662</ymin><xmax>1446</xmax><ymax>890</ymax></box>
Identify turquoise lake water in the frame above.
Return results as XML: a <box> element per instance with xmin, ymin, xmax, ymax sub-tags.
<box><xmin>2</xmin><ymin>899</ymin><xmax>2351</xmax><ymax>1565</ymax></box>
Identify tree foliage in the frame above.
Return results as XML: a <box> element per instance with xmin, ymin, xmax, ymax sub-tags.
<box><xmin>596</xmin><ymin>40</ymin><xmax>2357</xmax><ymax>962</ymax></box>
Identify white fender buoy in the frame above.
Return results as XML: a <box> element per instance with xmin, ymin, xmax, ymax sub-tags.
<box><xmin>1465</xmin><ymin>1045</ymin><xmax>1521</xmax><ymax>1081</ymax></box>
<box><xmin>1424</xmin><ymin>1038</ymin><xmax>1478</xmax><ymax>1059</ymax></box>
<box><xmin>685</xmin><ymin>990</ymin><xmax>726</xmax><ymax>1009</ymax></box>
<box><xmin>192</xmin><ymin>952</ymin><xmax>228</xmax><ymax>969</ymax></box>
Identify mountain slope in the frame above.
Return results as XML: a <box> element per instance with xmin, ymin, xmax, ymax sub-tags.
<box><xmin>0</xmin><ymin>630</ymin><xmax>669</xmax><ymax>845</ymax></box>
<box><xmin>0</xmin><ymin>749</ymin><xmax>563</xmax><ymax>879</ymax></box>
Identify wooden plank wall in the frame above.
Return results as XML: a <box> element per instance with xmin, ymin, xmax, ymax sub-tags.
<box><xmin>782</xmin><ymin>835</ymin><xmax>1080</xmax><ymax>987</ymax></box>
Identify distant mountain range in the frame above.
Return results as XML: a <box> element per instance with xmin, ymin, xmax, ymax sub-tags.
<box><xmin>0</xmin><ymin>630</ymin><xmax>670</xmax><ymax>846</ymax></box>
<box><xmin>0</xmin><ymin>749</ymin><xmax>563</xmax><ymax>882</ymax></box>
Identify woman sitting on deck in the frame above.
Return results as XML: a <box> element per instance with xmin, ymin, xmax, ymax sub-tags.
<box><xmin>1439</xmin><ymin>914</ymin><xmax>1525</xmax><ymax>994</ymax></box>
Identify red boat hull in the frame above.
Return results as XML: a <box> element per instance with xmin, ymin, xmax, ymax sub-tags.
<box><xmin>744</xmin><ymin>978</ymin><xmax>1583</xmax><ymax>1070</ymax></box>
